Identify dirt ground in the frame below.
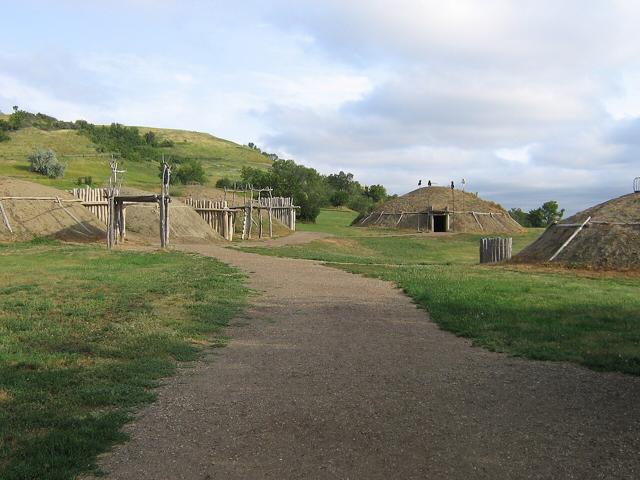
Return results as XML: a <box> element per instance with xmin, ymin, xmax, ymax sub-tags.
<box><xmin>91</xmin><ymin>241</ymin><xmax>640</xmax><ymax>479</ymax></box>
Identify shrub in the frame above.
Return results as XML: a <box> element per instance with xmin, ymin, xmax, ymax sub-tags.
<box><xmin>28</xmin><ymin>149</ymin><xmax>65</xmax><ymax>178</ymax></box>
<box><xmin>347</xmin><ymin>194</ymin><xmax>374</xmax><ymax>214</ymax></box>
<box><xmin>0</xmin><ymin>130</ymin><xmax>9</xmax><ymax>142</ymax></box>
<box><xmin>77</xmin><ymin>176</ymin><xmax>93</xmax><ymax>186</ymax></box>
<box><xmin>215</xmin><ymin>177</ymin><xmax>235</xmax><ymax>189</ymax></box>
<box><xmin>330</xmin><ymin>190</ymin><xmax>350</xmax><ymax>207</ymax></box>
<box><xmin>166</xmin><ymin>159</ymin><xmax>206</xmax><ymax>185</ymax></box>
<box><xmin>144</xmin><ymin>131</ymin><xmax>157</xmax><ymax>146</ymax></box>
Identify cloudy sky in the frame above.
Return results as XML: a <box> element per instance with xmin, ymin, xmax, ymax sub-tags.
<box><xmin>2</xmin><ymin>1</ymin><xmax>640</xmax><ymax>213</ymax></box>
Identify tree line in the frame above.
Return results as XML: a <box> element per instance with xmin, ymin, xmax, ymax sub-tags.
<box><xmin>508</xmin><ymin>201</ymin><xmax>565</xmax><ymax>227</ymax></box>
<box><xmin>217</xmin><ymin>157</ymin><xmax>390</xmax><ymax>222</ymax></box>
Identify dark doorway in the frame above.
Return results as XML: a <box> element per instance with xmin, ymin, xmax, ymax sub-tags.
<box><xmin>433</xmin><ymin>215</ymin><xmax>447</xmax><ymax>232</ymax></box>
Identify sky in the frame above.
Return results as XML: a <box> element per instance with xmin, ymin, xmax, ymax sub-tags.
<box><xmin>2</xmin><ymin>0</ymin><xmax>640</xmax><ymax>214</ymax></box>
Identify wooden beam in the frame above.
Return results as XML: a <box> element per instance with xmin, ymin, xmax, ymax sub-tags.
<box><xmin>55</xmin><ymin>196</ymin><xmax>92</xmax><ymax>234</ymax></box>
<box><xmin>0</xmin><ymin>200</ymin><xmax>13</xmax><ymax>233</ymax></box>
<box><xmin>549</xmin><ymin>216</ymin><xmax>591</xmax><ymax>262</ymax></box>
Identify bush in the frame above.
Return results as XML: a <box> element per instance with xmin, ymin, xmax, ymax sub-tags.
<box><xmin>144</xmin><ymin>131</ymin><xmax>157</xmax><ymax>146</ymax></box>
<box><xmin>215</xmin><ymin>177</ymin><xmax>235</xmax><ymax>189</ymax></box>
<box><xmin>28</xmin><ymin>149</ymin><xmax>65</xmax><ymax>178</ymax></box>
<box><xmin>170</xmin><ymin>159</ymin><xmax>206</xmax><ymax>185</ymax></box>
<box><xmin>347</xmin><ymin>194</ymin><xmax>374</xmax><ymax>214</ymax></box>
<box><xmin>77</xmin><ymin>176</ymin><xmax>93</xmax><ymax>186</ymax></box>
<box><xmin>330</xmin><ymin>190</ymin><xmax>350</xmax><ymax>207</ymax></box>
<box><xmin>0</xmin><ymin>130</ymin><xmax>9</xmax><ymax>142</ymax></box>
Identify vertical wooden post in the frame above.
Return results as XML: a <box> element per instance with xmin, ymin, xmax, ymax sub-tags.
<box><xmin>268</xmin><ymin>196</ymin><xmax>273</xmax><ymax>238</ymax></box>
<box><xmin>106</xmin><ymin>193</ymin><xmax>115</xmax><ymax>249</ymax></box>
<box><xmin>248</xmin><ymin>189</ymin><xmax>254</xmax><ymax>239</ymax></box>
<box><xmin>159</xmin><ymin>195</ymin><xmax>165</xmax><ymax>248</ymax></box>
<box><xmin>159</xmin><ymin>160</ymin><xmax>171</xmax><ymax>248</ymax></box>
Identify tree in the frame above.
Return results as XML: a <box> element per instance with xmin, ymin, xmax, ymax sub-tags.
<box><xmin>163</xmin><ymin>159</ymin><xmax>206</xmax><ymax>185</ymax></box>
<box><xmin>0</xmin><ymin>120</ymin><xmax>9</xmax><ymax>142</ymax></box>
<box><xmin>327</xmin><ymin>171</ymin><xmax>355</xmax><ymax>193</ymax></box>
<box><xmin>144</xmin><ymin>131</ymin><xmax>157</xmax><ymax>145</ymax></box>
<box><xmin>510</xmin><ymin>201</ymin><xmax>564</xmax><ymax>228</ymax></box>
<box><xmin>526</xmin><ymin>208</ymin><xmax>546</xmax><ymax>227</ymax></box>
<box><xmin>347</xmin><ymin>194</ymin><xmax>374</xmax><ymax>214</ymax></box>
<box><xmin>215</xmin><ymin>177</ymin><xmax>235</xmax><ymax>189</ymax></box>
<box><xmin>540</xmin><ymin>201</ymin><xmax>564</xmax><ymax>225</ymax></box>
<box><xmin>365</xmin><ymin>184</ymin><xmax>387</xmax><ymax>203</ymax></box>
<box><xmin>508</xmin><ymin>208</ymin><xmax>529</xmax><ymax>227</ymax></box>
<box><xmin>330</xmin><ymin>190</ymin><xmax>350</xmax><ymax>207</ymax></box>
<box><xmin>28</xmin><ymin>149</ymin><xmax>65</xmax><ymax>178</ymax></box>
<box><xmin>241</xmin><ymin>159</ymin><xmax>327</xmax><ymax>222</ymax></box>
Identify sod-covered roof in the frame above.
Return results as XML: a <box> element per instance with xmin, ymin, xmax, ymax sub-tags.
<box><xmin>513</xmin><ymin>192</ymin><xmax>640</xmax><ymax>270</ymax></box>
<box><xmin>371</xmin><ymin>186</ymin><xmax>506</xmax><ymax>214</ymax></box>
<box><xmin>0</xmin><ymin>178</ymin><xmax>105</xmax><ymax>242</ymax></box>
<box><xmin>358</xmin><ymin>186</ymin><xmax>523</xmax><ymax>233</ymax></box>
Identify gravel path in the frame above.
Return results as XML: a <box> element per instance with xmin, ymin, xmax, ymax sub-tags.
<box><xmin>94</xmin><ymin>243</ymin><xmax>640</xmax><ymax>479</ymax></box>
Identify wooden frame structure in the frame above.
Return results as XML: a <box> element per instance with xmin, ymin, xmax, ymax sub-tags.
<box><xmin>104</xmin><ymin>159</ymin><xmax>171</xmax><ymax>249</ymax></box>
<box><xmin>360</xmin><ymin>208</ymin><xmax>520</xmax><ymax>233</ymax></box>
<box><xmin>185</xmin><ymin>185</ymin><xmax>298</xmax><ymax>241</ymax></box>
<box><xmin>184</xmin><ymin>198</ymin><xmax>236</xmax><ymax>241</ymax></box>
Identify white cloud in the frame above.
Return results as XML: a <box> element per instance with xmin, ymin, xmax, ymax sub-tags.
<box><xmin>3</xmin><ymin>1</ymin><xmax>640</xmax><ymax>214</ymax></box>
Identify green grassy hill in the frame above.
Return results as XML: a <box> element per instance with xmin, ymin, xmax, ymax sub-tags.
<box><xmin>0</xmin><ymin>124</ymin><xmax>272</xmax><ymax>191</ymax></box>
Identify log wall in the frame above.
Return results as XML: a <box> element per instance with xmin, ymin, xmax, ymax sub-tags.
<box><xmin>480</xmin><ymin>237</ymin><xmax>513</xmax><ymax>264</ymax></box>
<box><xmin>184</xmin><ymin>198</ymin><xmax>236</xmax><ymax>241</ymax></box>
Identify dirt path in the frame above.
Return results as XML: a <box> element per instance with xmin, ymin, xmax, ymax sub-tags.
<box><xmin>95</xmin><ymin>244</ymin><xmax>640</xmax><ymax>479</ymax></box>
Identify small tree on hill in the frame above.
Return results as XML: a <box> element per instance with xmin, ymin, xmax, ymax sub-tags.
<box><xmin>215</xmin><ymin>177</ymin><xmax>235</xmax><ymax>189</ymax></box>
<box><xmin>144</xmin><ymin>131</ymin><xmax>157</xmax><ymax>146</ymax></box>
<box><xmin>28</xmin><ymin>149</ymin><xmax>65</xmax><ymax>178</ymax></box>
<box><xmin>170</xmin><ymin>159</ymin><xmax>206</xmax><ymax>185</ymax></box>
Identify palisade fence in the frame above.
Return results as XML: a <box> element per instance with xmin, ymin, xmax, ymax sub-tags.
<box><xmin>258</xmin><ymin>197</ymin><xmax>296</xmax><ymax>231</ymax></box>
<box><xmin>70</xmin><ymin>187</ymin><xmax>110</xmax><ymax>225</ymax></box>
<box><xmin>479</xmin><ymin>237</ymin><xmax>512</xmax><ymax>264</ymax></box>
<box><xmin>184</xmin><ymin>198</ymin><xmax>236</xmax><ymax>241</ymax></box>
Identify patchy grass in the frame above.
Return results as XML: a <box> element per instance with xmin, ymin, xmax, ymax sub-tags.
<box><xmin>0</xmin><ymin>241</ymin><xmax>247</xmax><ymax>479</ymax></box>
<box><xmin>245</xmin><ymin>210</ymin><xmax>640</xmax><ymax>376</ymax></box>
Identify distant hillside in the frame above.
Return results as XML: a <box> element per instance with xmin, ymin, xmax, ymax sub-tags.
<box><xmin>0</xmin><ymin>114</ymin><xmax>272</xmax><ymax>192</ymax></box>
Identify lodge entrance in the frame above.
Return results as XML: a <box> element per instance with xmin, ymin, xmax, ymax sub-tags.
<box><xmin>433</xmin><ymin>214</ymin><xmax>448</xmax><ymax>232</ymax></box>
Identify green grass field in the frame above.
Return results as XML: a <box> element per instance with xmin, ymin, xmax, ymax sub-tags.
<box><xmin>0</xmin><ymin>240</ymin><xmax>247</xmax><ymax>479</ymax></box>
<box><xmin>0</xmin><ymin>126</ymin><xmax>271</xmax><ymax>191</ymax></box>
<box><xmin>245</xmin><ymin>209</ymin><xmax>640</xmax><ymax>376</ymax></box>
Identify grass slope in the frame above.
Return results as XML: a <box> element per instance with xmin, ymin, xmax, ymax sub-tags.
<box><xmin>0</xmin><ymin>126</ymin><xmax>271</xmax><ymax>191</ymax></box>
<box><xmin>244</xmin><ymin>211</ymin><xmax>640</xmax><ymax>376</ymax></box>
<box><xmin>0</xmin><ymin>240</ymin><xmax>247</xmax><ymax>479</ymax></box>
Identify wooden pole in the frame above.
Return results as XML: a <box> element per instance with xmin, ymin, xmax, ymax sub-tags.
<box><xmin>248</xmin><ymin>189</ymin><xmax>253</xmax><ymax>239</ymax></box>
<box><xmin>0</xmin><ymin>200</ymin><xmax>13</xmax><ymax>233</ymax></box>
<box><xmin>107</xmin><ymin>193</ymin><xmax>115</xmax><ymax>249</ymax></box>
<box><xmin>549</xmin><ymin>216</ymin><xmax>591</xmax><ymax>262</ymax></box>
